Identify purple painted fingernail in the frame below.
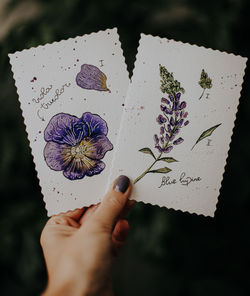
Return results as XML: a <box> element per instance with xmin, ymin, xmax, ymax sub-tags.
<box><xmin>114</xmin><ymin>175</ymin><xmax>130</xmax><ymax>193</ymax></box>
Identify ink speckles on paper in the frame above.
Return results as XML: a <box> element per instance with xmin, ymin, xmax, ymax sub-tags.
<box><xmin>76</xmin><ymin>64</ymin><xmax>110</xmax><ymax>92</ymax></box>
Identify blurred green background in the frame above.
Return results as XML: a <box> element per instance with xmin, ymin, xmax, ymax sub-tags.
<box><xmin>0</xmin><ymin>0</ymin><xmax>249</xmax><ymax>295</ymax></box>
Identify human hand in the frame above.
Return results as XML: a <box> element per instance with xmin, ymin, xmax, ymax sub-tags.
<box><xmin>40</xmin><ymin>175</ymin><xmax>133</xmax><ymax>296</ymax></box>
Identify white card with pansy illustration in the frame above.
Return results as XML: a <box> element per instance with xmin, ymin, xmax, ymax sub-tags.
<box><xmin>110</xmin><ymin>34</ymin><xmax>247</xmax><ymax>217</ymax></box>
<box><xmin>9</xmin><ymin>28</ymin><xmax>129</xmax><ymax>216</ymax></box>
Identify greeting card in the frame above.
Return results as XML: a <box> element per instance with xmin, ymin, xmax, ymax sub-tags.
<box><xmin>9</xmin><ymin>28</ymin><xmax>129</xmax><ymax>216</ymax></box>
<box><xmin>110</xmin><ymin>34</ymin><xmax>247</xmax><ymax>217</ymax></box>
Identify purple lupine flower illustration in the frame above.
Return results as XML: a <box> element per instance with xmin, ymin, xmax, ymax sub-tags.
<box><xmin>134</xmin><ymin>64</ymin><xmax>189</xmax><ymax>184</ymax></box>
<box><xmin>43</xmin><ymin>112</ymin><xmax>113</xmax><ymax>180</ymax></box>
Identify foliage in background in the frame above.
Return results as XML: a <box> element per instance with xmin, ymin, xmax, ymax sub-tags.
<box><xmin>0</xmin><ymin>0</ymin><xmax>250</xmax><ymax>295</ymax></box>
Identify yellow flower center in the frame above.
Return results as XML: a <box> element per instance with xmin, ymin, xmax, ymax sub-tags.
<box><xmin>70</xmin><ymin>140</ymin><xmax>90</xmax><ymax>159</ymax></box>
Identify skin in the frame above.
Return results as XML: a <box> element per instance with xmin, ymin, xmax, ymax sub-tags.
<box><xmin>40</xmin><ymin>178</ymin><xmax>133</xmax><ymax>296</ymax></box>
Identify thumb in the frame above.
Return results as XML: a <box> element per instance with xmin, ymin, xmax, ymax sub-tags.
<box><xmin>94</xmin><ymin>175</ymin><xmax>132</xmax><ymax>232</ymax></box>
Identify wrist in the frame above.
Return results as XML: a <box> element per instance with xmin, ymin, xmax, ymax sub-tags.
<box><xmin>42</xmin><ymin>277</ymin><xmax>90</xmax><ymax>296</ymax></box>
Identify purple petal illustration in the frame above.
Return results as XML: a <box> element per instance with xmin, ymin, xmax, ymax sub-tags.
<box><xmin>168</xmin><ymin>94</ymin><xmax>174</xmax><ymax>102</ymax></box>
<box><xmin>160</xmin><ymin>105</ymin><xmax>167</xmax><ymax>112</ymax></box>
<box><xmin>177</xmin><ymin>119</ymin><xmax>184</xmax><ymax>127</ymax></box>
<box><xmin>161</xmin><ymin>97</ymin><xmax>170</xmax><ymax>104</ymax></box>
<box><xmin>163</xmin><ymin>146</ymin><xmax>173</xmax><ymax>153</ymax></box>
<box><xmin>173</xmin><ymin>137</ymin><xmax>184</xmax><ymax>145</ymax></box>
<box><xmin>154</xmin><ymin>134</ymin><xmax>159</xmax><ymax>144</ymax></box>
<box><xmin>43</xmin><ymin>142</ymin><xmax>72</xmax><ymax>171</ymax></box>
<box><xmin>175</xmin><ymin>92</ymin><xmax>181</xmax><ymax>100</ymax></box>
<box><xmin>44</xmin><ymin>112</ymin><xmax>113</xmax><ymax>181</ymax></box>
<box><xmin>63</xmin><ymin>159</ymin><xmax>105</xmax><ymax>180</ymax></box>
<box><xmin>81</xmin><ymin>112</ymin><xmax>108</xmax><ymax>136</ymax></box>
<box><xmin>169</xmin><ymin>134</ymin><xmax>176</xmax><ymax>141</ymax></box>
<box><xmin>44</xmin><ymin>113</ymin><xmax>89</xmax><ymax>146</ymax></box>
<box><xmin>155</xmin><ymin>145</ymin><xmax>163</xmax><ymax>153</ymax></box>
<box><xmin>170</xmin><ymin>117</ymin><xmax>175</xmax><ymax>126</ymax></box>
<box><xmin>156</xmin><ymin>114</ymin><xmax>167</xmax><ymax>124</ymax></box>
<box><xmin>184</xmin><ymin>120</ymin><xmax>189</xmax><ymax>126</ymax></box>
<box><xmin>179</xmin><ymin>101</ymin><xmax>187</xmax><ymax>110</ymax></box>
<box><xmin>76</xmin><ymin>64</ymin><xmax>110</xmax><ymax>92</ymax></box>
<box><xmin>173</xmin><ymin>128</ymin><xmax>180</xmax><ymax>136</ymax></box>
<box><xmin>160</xmin><ymin>126</ymin><xmax>165</xmax><ymax>134</ymax></box>
<box><xmin>164</xmin><ymin>108</ymin><xmax>173</xmax><ymax>115</ymax></box>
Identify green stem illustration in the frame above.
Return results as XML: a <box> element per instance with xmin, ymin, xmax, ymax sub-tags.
<box><xmin>198</xmin><ymin>88</ymin><xmax>205</xmax><ymax>100</ymax></box>
<box><xmin>134</xmin><ymin>129</ymin><xmax>174</xmax><ymax>184</ymax></box>
<box><xmin>134</xmin><ymin>152</ymin><xmax>163</xmax><ymax>184</ymax></box>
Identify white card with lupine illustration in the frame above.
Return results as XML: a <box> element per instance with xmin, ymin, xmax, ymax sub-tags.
<box><xmin>110</xmin><ymin>34</ymin><xmax>247</xmax><ymax>217</ymax></box>
<box><xmin>9</xmin><ymin>28</ymin><xmax>129</xmax><ymax>216</ymax></box>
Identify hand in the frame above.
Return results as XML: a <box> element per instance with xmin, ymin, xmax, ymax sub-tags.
<box><xmin>40</xmin><ymin>175</ymin><xmax>133</xmax><ymax>296</ymax></box>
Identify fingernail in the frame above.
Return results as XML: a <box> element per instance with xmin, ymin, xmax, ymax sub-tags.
<box><xmin>114</xmin><ymin>175</ymin><xmax>130</xmax><ymax>193</ymax></box>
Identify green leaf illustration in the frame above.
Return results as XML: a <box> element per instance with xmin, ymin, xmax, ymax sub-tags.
<box><xmin>158</xmin><ymin>157</ymin><xmax>178</xmax><ymax>163</ymax></box>
<box><xmin>191</xmin><ymin>123</ymin><xmax>222</xmax><ymax>150</ymax></box>
<box><xmin>148</xmin><ymin>167</ymin><xmax>172</xmax><ymax>174</ymax></box>
<box><xmin>139</xmin><ymin>148</ymin><xmax>156</xmax><ymax>159</ymax></box>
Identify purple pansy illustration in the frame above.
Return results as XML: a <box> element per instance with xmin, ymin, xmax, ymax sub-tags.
<box><xmin>43</xmin><ymin>112</ymin><xmax>113</xmax><ymax>180</ymax></box>
<box><xmin>134</xmin><ymin>64</ymin><xmax>189</xmax><ymax>184</ymax></box>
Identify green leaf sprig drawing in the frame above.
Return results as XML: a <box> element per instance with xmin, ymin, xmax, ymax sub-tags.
<box><xmin>134</xmin><ymin>65</ymin><xmax>189</xmax><ymax>184</ymax></box>
<box><xmin>198</xmin><ymin>69</ymin><xmax>212</xmax><ymax>100</ymax></box>
<box><xmin>191</xmin><ymin>123</ymin><xmax>221</xmax><ymax>150</ymax></box>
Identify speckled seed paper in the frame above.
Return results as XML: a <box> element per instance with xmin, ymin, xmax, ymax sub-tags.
<box><xmin>110</xmin><ymin>34</ymin><xmax>247</xmax><ymax>217</ymax></box>
<box><xmin>9</xmin><ymin>28</ymin><xmax>129</xmax><ymax>216</ymax></box>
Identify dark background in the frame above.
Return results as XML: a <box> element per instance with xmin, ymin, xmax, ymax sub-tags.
<box><xmin>0</xmin><ymin>0</ymin><xmax>249</xmax><ymax>295</ymax></box>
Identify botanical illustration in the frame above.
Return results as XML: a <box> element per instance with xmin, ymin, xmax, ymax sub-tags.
<box><xmin>76</xmin><ymin>64</ymin><xmax>110</xmax><ymax>92</ymax></box>
<box><xmin>191</xmin><ymin>123</ymin><xmax>221</xmax><ymax>150</ymax></box>
<box><xmin>134</xmin><ymin>64</ymin><xmax>189</xmax><ymax>184</ymax></box>
<box><xmin>198</xmin><ymin>69</ymin><xmax>212</xmax><ymax>99</ymax></box>
<box><xmin>43</xmin><ymin>112</ymin><xmax>113</xmax><ymax>180</ymax></box>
